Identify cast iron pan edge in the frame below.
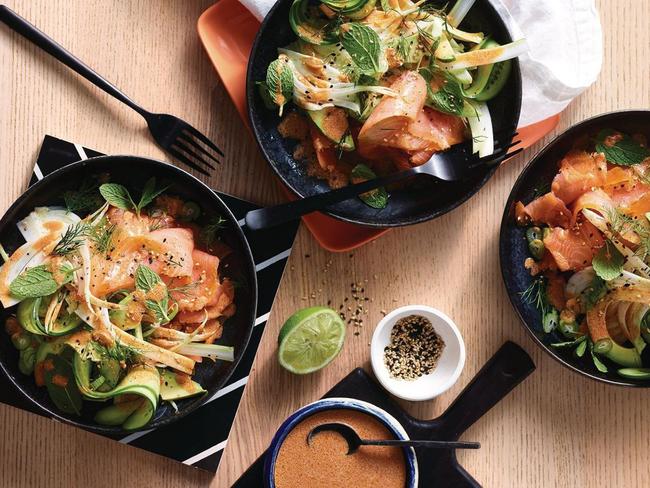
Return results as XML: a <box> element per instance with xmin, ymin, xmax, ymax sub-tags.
<box><xmin>499</xmin><ymin>109</ymin><xmax>650</xmax><ymax>388</ymax></box>
<box><xmin>0</xmin><ymin>155</ymin><xmax>258</xmax><ymax>433</ymax></box>
<box><xmin>246</xmin><ymin>0</ymin><xmax>522</xmax><ymax>228</ymax></box>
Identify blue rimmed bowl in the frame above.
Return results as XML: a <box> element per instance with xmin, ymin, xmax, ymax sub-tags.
<box><xmin>264</xmin><ymin>397</ymin><xmax>418</xmax><ymax>487</ymax></box>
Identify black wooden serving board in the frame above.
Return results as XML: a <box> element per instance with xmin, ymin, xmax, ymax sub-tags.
<box><xmin>233</xmin><ymin>341</ymin><xmax>535</xmax><ymax>487</ymax></box>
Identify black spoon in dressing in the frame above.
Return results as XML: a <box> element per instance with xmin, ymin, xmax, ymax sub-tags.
<box><xmin>307</xmin><ymin>423</ymin><xmax>481</xmax><ymax>455</ymax></box>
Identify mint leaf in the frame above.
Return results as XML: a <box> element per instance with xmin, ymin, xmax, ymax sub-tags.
<box><xmin>137</xmin><ymin>178</ymin><xmax>168</xmax><ymax>214</ymax></box>
<box><xmin>350</xmin><ymin>164</ymin><xmax>389</xmax><ymax>209</ymax></box>
<box><xmin>99</xmin><ymin>183</ymin><xmax>135</xmax><ymax>211</ymax></box>
<box><xmin>595</xmin><ymin>129</ymin><xmax>650</xmax><ymax>166</ymax></box>
<box><xmin>265</xmin><ymin>57</ymin><xmax>294</xmax><ymax>116</ymax></box>
<box><xmin>592</xmin><ymin>241</ymin><xmax>624</xmax><ymax>281</ymax></box>
<box><xmin>340</xmin><ymin>23</ymin><xmax>381</xmax><ymax>75</ymax></box>
<box><xmin>9</xmin><ymin>265</ymin><xmax>59</xmax><ymax>299</ymax></box>
<box><xmin>426</xmin><ymin>71</ymin><xmax>468</xmax><ymax>116</ymax></box>
<box><xmin>575</xmin><ymin>339</ymin><xmax>587</xmax><ymax>358</ymax></box>
<box><xmin>135</xmin><ymin>265</ymin><xmax>162</xmax><ymax>293</ymax></box>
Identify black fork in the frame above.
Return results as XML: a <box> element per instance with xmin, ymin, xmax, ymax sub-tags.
<box><xmin>245</xmin><ymin>129</ymin><xmax>522</xmax><ymax>230</ymax></box>
<box><xmin>0</xmin><ymin>5</ymin><xmax>223</xmax><ymax>176</ymax></box>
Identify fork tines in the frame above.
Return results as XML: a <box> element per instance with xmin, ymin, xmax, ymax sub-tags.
<box><xmin>167</xmin><ymin>126</ymin><xmax>224</xmax><ymax>176</ymax></box>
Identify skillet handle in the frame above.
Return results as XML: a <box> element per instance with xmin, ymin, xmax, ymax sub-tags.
<box><xmin>436</xmin><ymin>341</ymin><xmax>535</xmax><ymax>439</ymax></box>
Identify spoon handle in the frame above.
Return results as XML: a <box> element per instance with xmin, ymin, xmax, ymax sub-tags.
<box><xmin>361</xmin><ymin>440</ymin><xmax>480</xmax><ymax>449</ymax></box>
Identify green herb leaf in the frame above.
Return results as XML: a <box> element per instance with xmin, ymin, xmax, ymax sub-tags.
<box><xmin>575</xmin><ymin>339</ymin><xmax>588</xmax><ymax>358</ymax></box>
<box><xmin>428</xmin><ymin>72</ymin><xmax>468</xmax><ymax>116</ymax></box>
<box><xmin>350</xmin><ymin>164</ymin><xmax>389</xmax><ymax>209</ymax></box>
<box><xmin>43</xmin><ymin>352</ymin><xmax>82</xmax><ymax>415</ymax></box>
<box><xmin>137</xmin><ymin>178</ymin><xmax>169</xmax><ymax>214</ymax></box>
<box><xmin>595</xmin><ymin>129</ymin><xmax>650</xmax><ymax>166</ymax></box>
<box><xmin>583</xmin><ymin>275</ymin><xmax>607</xmax><ymax>310</ymax></box>
<box><xmin>589</xmin><ymin>342</ymin><xmax>609</xmax><ymax>373</ymax></box>
<box><xmin>99</xmin><ymin>183</ymin><xmax>135</xmax><ymax>211</ymax></box>
<box><xmin>265</xmin><ymin>57</ymin><xmax>294</xmax><ymax>116</ymax></box>
<box><xmin>592</xmin><ymin>241</ymin><xmax>625</xmax><ymax>281</ymax></box>
<box><xmin>340</xmin><ymin>23</ymin><xmax>382</xmax><ymax>75</ymax></box>
<box><xmin>519</xmin><ymin>276</ymin><xmax>549</xmax><ymax>315</ymax></box>
<box><xmin>63</xmin><ymin>178</ymin><xmax>104</xmax><ymax>213</ymax></box>
<box><xmin>135</xmin><ymin>265</ymin><xmax>162</xmax><ymax>293</ymax></box>
<box><xmin>9</xmin><ymin>265</ymin><xmax>59</xmax><ymax>299</ymax></box>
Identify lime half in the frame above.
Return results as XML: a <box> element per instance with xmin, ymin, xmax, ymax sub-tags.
<box><xmin>278</xmin><ymin>306</ymin><xmax>346</xmax><ymax>374</ymax></box>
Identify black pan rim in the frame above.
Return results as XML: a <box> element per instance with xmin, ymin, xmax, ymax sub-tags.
<box><xmin>0</xmin><ymin>155</ymin><xmax>259</xmax><ymax>433</ymax></box>
<box><xmin>246</xmin><ymin>0</ymin><xmax>522</xmax><ymax>228</ymax></box>
<box><xmin>499</xmin><ymin>109</ymin><xmax>650</xmax><ymax>388</ymax></box>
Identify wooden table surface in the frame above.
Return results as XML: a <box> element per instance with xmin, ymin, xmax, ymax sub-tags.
<box><xmin>1</xmin><ymin>1</ymin><xmax>648</xmax><ymax>486</ymax></box>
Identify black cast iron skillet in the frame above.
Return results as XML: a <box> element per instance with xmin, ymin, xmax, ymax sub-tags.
<box><xmin>0</xmin><ymin>156</ymin><xmax>258</xmax><ymax>433</ymax></box>
<box><xmin>246</xmin><ymin>0</ymin><xmax>522</xmax><ymax>228</ymax></box>
<box><xmin>500</xmin><ymin>110</ymin><xmax>650</xmax><ymax>387</ymax></box>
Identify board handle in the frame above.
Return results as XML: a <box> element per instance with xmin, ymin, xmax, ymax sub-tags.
<box><xmin>437</xmin><ymin>341</ymin><xmax>535</xmax><ymax>438</ymax></box>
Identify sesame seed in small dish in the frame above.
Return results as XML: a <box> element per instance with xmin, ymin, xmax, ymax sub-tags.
<box><xmin>371</xmin><ymin>305</ymin><xmax>465</xmax><ymax>402</ymax></box>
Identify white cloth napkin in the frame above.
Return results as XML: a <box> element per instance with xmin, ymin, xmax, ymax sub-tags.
<box><xmin>239</xmin><ymin>0</ymin><xmax>603</xmax><ymax>128</ymax></box>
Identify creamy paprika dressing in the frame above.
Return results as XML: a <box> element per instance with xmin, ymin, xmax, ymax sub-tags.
<box><xmin>274</xmin><ymin>409</ymin><xmax>407</xmax><ymax>488</ymax></box>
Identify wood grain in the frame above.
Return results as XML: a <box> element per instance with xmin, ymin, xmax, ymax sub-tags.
<box><xmin>0</xmin><ymin>1</ymin><xmax>648</xmax><ymax>487</ymax></box>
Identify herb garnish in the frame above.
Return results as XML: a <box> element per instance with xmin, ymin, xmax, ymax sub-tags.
<box><xmin>340</xmin><ymin>23</ymin><xmax>382</xmax><ymax>75</ymax></box>
<box><xmin>92</xmin><ymin>340</ymin><xmax>139</xmax><ymax>363</ymax></box>
<box><xmin>350</xmin><ymin>164</ymin><xmax>389</xmax><ymax>209</ymax></box>
<box><xmin>99</xmin><ymin>178</ymin><xmax>168</xmax><ymax>216</ymax></box>
<box><xmin>52</xmin><ymin>222</ymin><xmax>89</xmax><ymax>256</ymax></box>
<box><xmin>9</xmin><ymin>264</ymin><xmax>74</xmax><ymax>300</ymax></box>
<box><xmin>135</xmin><ymin>265</ymin><xmax>177</xmax><ymax>324</ymax></box>
<box><xmin>63</xmin><ymin>178</ymin><xmax>104</xmax><ymax>213</ymax></box>
<box><xmin>199</xmin><ymin>216</ymin><xmax>227</xmax><ymax>248</ymax></box>
<box><xmin>595</xmin><ymin>129</ymin><xmax>650</xmax><ymax>166</ymax></box>
<box><xmin>592</xmin><ymin>240</ymin><xmax>625</xmax><ymax>281</ymax></box>
<box><xmin>261</xmin><ymin>57</ymin><xmax>294</xmax><ymax>116</ymax></box>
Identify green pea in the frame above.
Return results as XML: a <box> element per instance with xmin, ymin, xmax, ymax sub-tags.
<box><xmin>180</xmin><ymin>202</ymin><xmax>201</xmax><ymax>221</ymax></box>
<box><xmin>18</xmin><ymin>347</ymin><xmax>36</xmax><ymax>375</ymax></box>
<box><xmin>526</xmin><ymin>226</ymin><xmax>542</xmax><ymax>243</ymax></box>
<box><xmin>543</xmin><ymin>309</ymin><xmax>559</xmax><ymax>333</ymax></box>
<box><xmin>528</xmin><ymin>239</ymin><xmax>545</xmax><ymax>260</ymax></box>
<box><xmin>11</xmin><ymin>333</ymin><xmax>31</xmax><ymax>351</ymax></box>
<box><xmin>558</xmin><ymin>319</ymin><xmax>579</xmax><ymax>339</ymax></box>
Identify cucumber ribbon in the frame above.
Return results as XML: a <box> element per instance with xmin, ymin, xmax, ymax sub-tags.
<box><xmin>73</xmin><ymin>353</ymin><xmax>161</xmax><ymax>430</ymax></box>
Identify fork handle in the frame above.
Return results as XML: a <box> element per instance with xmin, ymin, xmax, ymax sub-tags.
<box><xmin>245</xmin><ymin>167</ymin><xmax>420</xmax><ymax>230</ymax></box>
<box><xmin>0</xmin><ymin>5</ymin><xmax>149</xmax><ymax>118</ymax></box>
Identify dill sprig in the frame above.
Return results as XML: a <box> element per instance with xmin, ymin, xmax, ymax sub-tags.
<box><xmin>52</xmin><ymin>222</ymin><xmax>89</xmax><ymax>256</ymax></box>
<box><xmin>519</xmin><ymin>276</ymin><xmax>549</xmax><ymax>315</ymax></box>
<box><xmin>89</xmin><ymin>220</ymin><xmax>116</xmax><ymax>254</ymax></box>
<box><xmin>199</xmin><ymin>216</ymin><xmax>227</xmax><ymax>247</ymax></box>
<box><xmin>92</xmin><ymin>340</ymin><xmax>140</xmax><ymax>363</ymax></box>
<box><xmin>605</xmin><ymin>206</ymin><xmax>650</xmax><ymax>258</ymax></box>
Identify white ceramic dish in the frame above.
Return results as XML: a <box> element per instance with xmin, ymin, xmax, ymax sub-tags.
<box><xmin>370</xmin><ymin>305</ymin><xmax>465</xmax><ymax>401</ymax></box>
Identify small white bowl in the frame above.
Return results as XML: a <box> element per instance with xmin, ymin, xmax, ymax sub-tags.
<box><xmin>370</xmin><ymin>305</ymin><xmax>465</xmax><ymax>401</ymax></box>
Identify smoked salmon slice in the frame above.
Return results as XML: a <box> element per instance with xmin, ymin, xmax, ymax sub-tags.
<box><xmin>551</xmin><ymin>150</ymin><xmax>607</xmax><ymax>205</ymax></box>
<box><xmin>523</xmin><ymin>192</ymin><xmax>572</xmax><ymax>228</ymax></box>
<box><xmin>543</xmin><ymin>218</ymin><xmax>604</xmax><ymax>272</ymax></box>
<box><xmin>90</xmin><ymin>226</ymin><xmax>194</xmax><ymax>297</ymax></box>
<box><xmin>358</xmin><ymin>71</ymin><xmax>427</xmax><ymax>150</ymax></box>
<box><xmin>169</xmin><ymin>250</ymin><xmax>223</xmax><ymax>313</ymax></box>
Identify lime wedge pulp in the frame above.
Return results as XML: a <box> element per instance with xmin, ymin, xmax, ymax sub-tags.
<box><xmin>278</xmin><ymin>306</ymin><xmax>346</xmax><ymax>374</ymax></box>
